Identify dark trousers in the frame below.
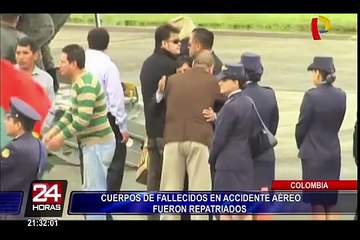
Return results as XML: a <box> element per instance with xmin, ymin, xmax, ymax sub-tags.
<box><xmin>79</xmin><ymin>113</ymin><xmax>127</xmax><ymax>220</ymax></box>
<box><xmin>209</xmin><ymin>164</ymin><xmax>217</xmax><ymax>221</ymax></box>
<box><xmin>147</xmin><ymin>144</ymin><xmax>163</xmax><ymax>221</ymax></box>
<box><xmin>181</xmin><ymin>175</ymin><xmax>190</xmax><ymax>220</ymax></box>
<box><xmin>106</xmin><ymin>113</ymin><xmax>127</xmax><ymax>191</ymax></box>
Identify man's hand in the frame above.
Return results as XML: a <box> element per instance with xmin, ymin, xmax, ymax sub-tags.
<box><xmin>158</xmin><ymin>75</ymin><xmax>167</xmax><ymax>93</ymax></box>
<box><xmin>121</xmin><ymin>131</ymin><xmax>130</xmax><ymax>144</ymax></box>
<box><xmin>203</xmin><ymin>107</ymin><xmax>216</xmax><ymax>122</ymax></box>
<box><xmin>46</xmin><ymin>132</ymin><xmax>65</xmax><ymax>151</ymax></box>
<box><xmin>42</xmin><ymin>127</ymin><xmax>58</xmax><ymax>144</ymax></box>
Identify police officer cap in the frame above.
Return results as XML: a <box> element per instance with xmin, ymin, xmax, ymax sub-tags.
<box><xmin>240</xmin><ymin>52</ymin><xmax>263</xmax><ymax>74</ymax></box>
<box><xmin>217</xmin><ymin>63</ymin><xmax>246</xmax><ymax>81</ymax></box>
<box><xmin>307</xmin><ymin>56</ymin><xmax>335</xmax><ymax>74</ymax></box>
<box><xmin>10</xmin><ymin>97</ymin><xmax>41</xmax><ymax>122</ymax></box>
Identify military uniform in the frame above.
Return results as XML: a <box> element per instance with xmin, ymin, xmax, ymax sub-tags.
<box><xmin>241</xmin><ymin>53</ymin><xmax>279</xmax><ymax>190</ymax></box>
<box><xmin>16</xmin><ymin>14</ymin><xmax>54</xmax><ymax>70</ymax></box>
<box><xmin>0</xmin><ymin>98</ymin><xmax>48</xmax><ymax>220</ymax></box>
<box><xmin>16</xmin><ymin>14</ymin><xmax>54</xmax><ymax>54</ymax></box>
<box><xmin>209</xmin><ymin>64</ymin><xmax>258</xmax><ymax>192</ymax></box>
<box><xmin>16</xmin><ymin>14</ymin><xmax>70</xmax><ymax>93</ymax></box>
<box><xmin>0</xmin><ymin>15</ymin><xmax>27</xmax><ymax>63</ymax></box>
<box><xmin>41</xmin><ymin>14</ymin><xmax>71</xmax><ymax>70</ymax></box>
<box><xmin>296</xmin><ymin>56</ymin><xmax>346</xmax><ymax>205</ymax></box>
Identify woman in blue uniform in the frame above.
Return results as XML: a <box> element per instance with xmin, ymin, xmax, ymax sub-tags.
<box><xmin>0</xmin><ymin>97</ymin><xmax>48</xmax><ymax>220</ymax></box>
<box><xmin>295</xmin><ymin>56</ymin><xmax>346</xmax><ymax>220</ymax></box>
<box><xmin>241</xmin><ymin>52</ymin><xmax>279</xmax><ymax>193</ymax></box>
<box><xmin>207</xmin><ymin>63</ymin><xmax>258</xmax><ymax>221</ymax></box>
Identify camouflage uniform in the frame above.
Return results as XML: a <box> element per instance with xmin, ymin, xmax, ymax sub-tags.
<box><xmin>16</xmin><ymin>14</ymin><xmax>54</xmax><ymax>69</ymax></box>
<box><xmin>0</xmin><ymin>23</ymin><xmax>27</xmax><ymax>64</ymax></box>
<box><xmin>16</xmin><ymin>14</ymin><xmax>71</xmax><ymax>93</ymax></box>
<box><xmin>41</xmin><ymin>14</ymin><xmax>71</xmax><ymax>70</ymax></box>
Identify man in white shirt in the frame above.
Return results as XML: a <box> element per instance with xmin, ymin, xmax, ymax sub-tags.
<box><xmin>84</xmin><ymin>28</ymin><xmax>129</xmax><ymax>220</ymax></box>
<box><xmin>15</xmin><ymin>37</ymin><xmax>55</xmax><ymax>133</ymax></box>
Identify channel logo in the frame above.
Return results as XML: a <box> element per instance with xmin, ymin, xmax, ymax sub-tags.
<box><xmin>311</xmin><ymin>16</ymin><xmax>331</xmax><ymax>40</ymax></box>
<box><xmin>25</xmin><ymin>180</ymin><xmax>68</xmax><ymax>217</ymax></box>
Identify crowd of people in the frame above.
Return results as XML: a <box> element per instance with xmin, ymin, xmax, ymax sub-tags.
<box><xmin>0</xmin><ymin>14</ymin><xmax>357</xmax><ymax>221</ymax></box>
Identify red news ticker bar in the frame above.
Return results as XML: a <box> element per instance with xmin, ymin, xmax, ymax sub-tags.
<box><xmin>271</xmin><ymin>180</ymin><xmax>358</xmax><ymax>191</ymax></box>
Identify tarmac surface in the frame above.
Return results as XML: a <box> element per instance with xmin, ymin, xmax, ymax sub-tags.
<box><xmin>45</xmin><ymin>25</ymin><xmax>357</xmax><ymax>220</ymax></box>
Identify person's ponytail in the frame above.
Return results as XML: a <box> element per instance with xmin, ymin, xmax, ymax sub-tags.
<box><xmin>325</xmin><ymin>73</ymin><xmax>336</xmax><ymax>84</ymax></box>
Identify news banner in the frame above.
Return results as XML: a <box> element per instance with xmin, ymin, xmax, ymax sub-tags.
<box><xmin>0</xmin><ymin>180</ymin><xmax>357</xmax><ymax>218</ymax></box>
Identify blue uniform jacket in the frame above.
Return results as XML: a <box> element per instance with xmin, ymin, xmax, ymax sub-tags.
<box><xmin>209</xmin><ymin>91</ymin><xmax>258</xmax><ymax>171</ymax></box>
<box><xmin>295</xmin><ymin>83</ymin><xmax>346</xmax><ymax>162</ymax></box>
<box><xmin>242</xmin><ymin>82</ymin><xmax>279</xmax><ymax>162</ymax></box>
<box><xmin>0</xmin><ymin>132</ymin><xmax>48</xmax><ymax>215</ymax></box>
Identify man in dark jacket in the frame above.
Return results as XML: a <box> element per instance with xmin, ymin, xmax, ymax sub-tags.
<box><xmin>139</xmin><ymin>24</ymin><xmax>180</xmax><ymax>220</ymax></box>
<box><xmin>188</xmin><ymin>27</ymin><xmax>223</xmax><ymax>76</ymax></box>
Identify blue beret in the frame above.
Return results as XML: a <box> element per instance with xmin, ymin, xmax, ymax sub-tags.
<box><xmin>10</xmin><ymin>97</ymin><xmax>41</xmax><ymax>122</ymax></box>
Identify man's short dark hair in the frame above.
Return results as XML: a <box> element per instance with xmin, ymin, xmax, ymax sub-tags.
<box><xmin>87</xmin><ymin>27</ymin><xmax>110</xmax><ymax>51</ymax></box>
<box><xmin>155</xmin><ymin>24</ymin><xmax>180</xmax><ymax>48</ymax></box>
<box><xmin>62</xmin><ymin>44</ymin><xmax>85</xmax><ymax>69</ymax></box>
<box><xmin>191</xmin><ymin>28</ymin><xmax>214</xmax><ymax>50</ymax></box>
<box><xmin>17</xmin><ymin>37</ymin><xmax>39</xmax><ymax>52</ymax></box>
<box><xmin>176</xmin><ymin>56</ymin><xmax>193</xmax><ymax>69</ymax></box>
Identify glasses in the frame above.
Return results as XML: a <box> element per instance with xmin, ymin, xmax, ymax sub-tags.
<box><xmin>167</xmin><ymin>39</ymin><xmax>181</xmax><ymax>44</ymax></box>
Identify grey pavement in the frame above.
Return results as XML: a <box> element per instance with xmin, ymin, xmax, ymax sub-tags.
<box><xmin>47</xmin><ymin>26</ymin><xmax>357</xmax><ymax>220</ymax></box>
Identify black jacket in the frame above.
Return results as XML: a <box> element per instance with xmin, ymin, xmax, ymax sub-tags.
<box><xmin>212</xmin><ymin>51</ymin><xmax>223</xmax><ymax>76</ymax></box>
<box><xmin>140</xmin><ymin>48</ymin><xmax>177</xmax><ymax>139</ymax></box>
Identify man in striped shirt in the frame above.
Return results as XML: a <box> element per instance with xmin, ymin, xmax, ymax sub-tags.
<box><xmin>43</xmin><ymin>44</ymin><xmax>115</xmax><ymax>221</ymax></box>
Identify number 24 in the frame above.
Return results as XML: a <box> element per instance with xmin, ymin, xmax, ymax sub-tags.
<box><xmin>33</xmin><ymin>184</ymin><xmax>61</xmax><ymax>202</ymax></box>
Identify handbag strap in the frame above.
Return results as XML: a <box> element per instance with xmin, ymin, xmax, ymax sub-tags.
<box><xmin>36</xmin><ymin>139</ymin><xmax>43</xmax><ymax>179</ymax></box>
<box><xmin>247</xmin><ymin>97</ymin><xmax>268</xmax><ymax>131</ymax></box>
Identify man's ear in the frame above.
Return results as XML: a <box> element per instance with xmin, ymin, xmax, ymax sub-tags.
<box><xmin>33</xmin><ymin>51</ymin><xmax>40</xmax><ymax>62</ymax></box>
<box><xmin>161</xmin><ymin>40</ymin><xmax>167</xmax><ymax>49</ymax></box>
<box><xmin>70</xmin><ymin>61</ymin><xmax>77</xmax><ymax>69</ymax></box>
<box><xmin>15</xmin><ymin>120</ymin><xmax>22</xmax><ymax>132</ymax></box>
<box><xmin>209</xmin><ymin>65</ymin><xmax>214</xmax><ymax>75</ymax></box>
<box><xmin>196</xmin><ymin>42</ymin><xmax>202</xmax><ymax>52</ymax></box>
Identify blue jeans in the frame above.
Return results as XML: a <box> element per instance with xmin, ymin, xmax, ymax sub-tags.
<box><xmin>82</xmin><ymin>138</ymin><xmax>115</xmax><ymax>220</ymax></box>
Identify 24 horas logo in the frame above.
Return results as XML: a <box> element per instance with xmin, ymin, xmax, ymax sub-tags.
<box><xmin>25</xmin><ymin>180</ymin><xmax>68</xmax><ymax>217</ymax></box>
<box><xmin>311</xmin><ymin>16</ymin><xmax>331</xmax><ymax>40</ymax></box>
